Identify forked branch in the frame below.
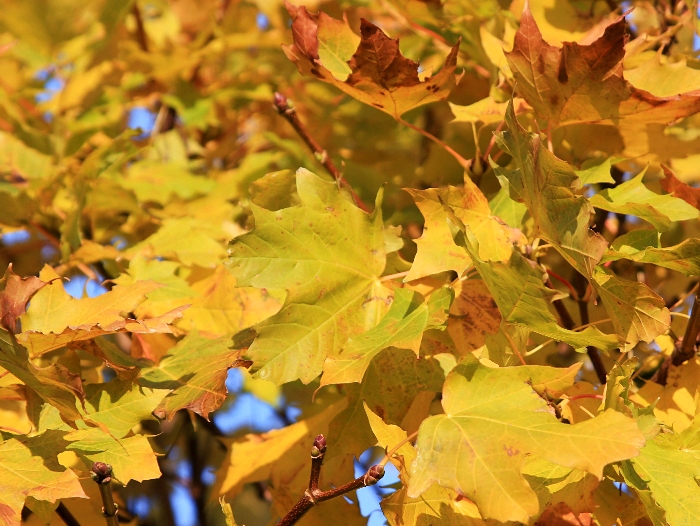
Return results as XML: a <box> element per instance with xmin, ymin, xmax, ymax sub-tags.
<box><xmin>277</xmin><ymin>434</ymin><xmax>385</xmax><ymax>526</ymax></box>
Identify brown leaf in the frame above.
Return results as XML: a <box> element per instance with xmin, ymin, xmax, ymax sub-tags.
<box><xmin>347</xmin><ymin>19</ymin><xmax>421</xmax><ymax>90</ymax></box>
<box><xmin>0</xmin><ymin>265</ymin><xmax>46</xmax><ymax>334</ymax></box>
<box><xmin>506</xmin><ymin>6</ymin><xmax>700</xmax><ymax>125</ymax></box>
<box><xmin>283</xmin><ymin>2</ymin><xmax>460</xmax><ymax>118</ymax></box>
<box><xmin>286</xmin><ymin>1</ymin><xmax>319</xmax><ymax>60</ymax></box>
<box><xmin>660</xmin><ymin>165</ymin><xmax>700</xmax><ymax>210</ymax></box>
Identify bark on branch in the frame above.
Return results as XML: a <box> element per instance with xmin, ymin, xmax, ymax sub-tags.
<box><xmin>277</xmin><ymin>434</ymin><xmax>385</xmax><ymax>526</ymax></box>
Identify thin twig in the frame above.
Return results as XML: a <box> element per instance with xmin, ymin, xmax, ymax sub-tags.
<box><xmin>397</xmin><ymin>117</ymin><xmax>470</xmax><ymax>169</ymax></box>
<box><xmin>566</xmin><ymin>393</ymin><xmax>603</xmax><ymax>402</ymax></box>
<box><xmin>654</xmin><ymin>291</ymin><xmax>700</xmax><ymax>385</ymax></box>
<box><xmin>577</xmin><ymin>300</ymin><xmax>608</xmax><ymax>384</ymax></box>
<box><xmin>277</xmin><ymin>434</ymin><xmax>384</xmax><ymax>526</ymax></box>
<box><xmin>378</xmin><ymin>430</ymin><xmax>419</xmax><ymax>468</ymax></box>
<box><xmin>380</xmin><ymin>271</ymin><xmax>410</xmax><ymax>282</ymax></box>
<box><xmin>273</xmin><ymin>93</ymin><xmax>370</xmax><ymax>213</ymax></box>
<box><xmin>91</xmin><ymin>462</ymin><xmax>119</xmax><ymax>526</ymax></box>
<box><xmin>56</xmin><ymin>503</ymin><xmax>82</xmax><ymax>526</ymax></box>
<box><xmin>546</xmin><ymin>269</ymin><xmax>579</xmax><ymax>301</ymax></box>
<box><xmin>131</xmin><ymin>4</ymin><xmax>149</xmax><ymax>52</ymax></box>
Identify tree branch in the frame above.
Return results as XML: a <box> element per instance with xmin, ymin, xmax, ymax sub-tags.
<box><xmin>577</xmin><ymin>300</ymin><xmax>608</xmax><ymax>384</ymax></box>
<box><xmin>91</xmin><ymin>462</ymin><xmax>119</xmax><ymax>526</ymax></box>
<box><xmin>273</xmin><ymin>93</ymin><xmax>370</xmax><ymax>213</ymax></box>
<box><xmin>277</xmin><ymin>434</ymin><xmax>385</xmax><ymax>526</ymax></box>
<box><xmin>56</xmin><ymin>503</ymin><xmax>82</xmax><ymax>526</ymax></box>
<box><xmin>654</xmin><ymin>291</ymin><xmax>700</xmax><ymax>385</ymax></box>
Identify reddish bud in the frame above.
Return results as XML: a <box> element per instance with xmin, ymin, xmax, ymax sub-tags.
<box><xmin>364</xmin><ymin>464</ymin><xmax>385</xmax><ymax>486</ymax></box>
<box><xmin>274</xmin><ymin>92</ymin><xmax>289</xmax><ymax>112</ymax></box>
<box><xmin>91</xmin><ymin>462</ymin><xmax>113</xmax><ymax>483</ymax></box>
<box><xmin>313</xmin><ymin>434</ymin><xmax>327</xmax><ymax>452</ymax></box>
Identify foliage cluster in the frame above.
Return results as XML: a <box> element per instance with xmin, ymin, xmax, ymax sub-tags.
<box><xmin>2</xmin><ymin>0</ymin><xmax>700</xmax><ymax>525</ymax></box>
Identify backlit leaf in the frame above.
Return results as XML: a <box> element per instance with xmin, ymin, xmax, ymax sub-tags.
<box><xmin>0</xmin><ymin>431</ymin><xmax>86</xmax><ymax>526</ymax></box>
<box><xmin>321</xmin><ymin>287</ymin><xmax>452</xmax><ymax>386</ymax></box>
<box><xmin>506</xmin><ymin>8</ymin><xmax>700</xmax><ymax>126</ymax></box>
<box><xmin>138</xmin><ymin>332</ymin><xmax>246</xmax><ymax>420</ymax></box>
<box><xmin>408</xmin><ymin>357</ymin><xmax>645</xmax><ymax>523</ymax></box>
<box><xmin>227</xmin><ymin>168</ymin><xmax>391</xmax><ymax>385</ymax></box>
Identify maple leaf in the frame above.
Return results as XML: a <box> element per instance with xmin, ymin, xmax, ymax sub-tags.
<box><xmin>83</xmin><ymin>380</ymin><xmax>168</xmax><ymax>438</ymax></box>
<box><xmin>283</xmin><ymin>2</ymin><xmax>460</xmax><ymax>119</ymax></box>
<box><xmin>447</xmin><ymin>278</ymin><xmax>502</xmax><ymax>354</ymax></box>
<box><xmin>17</xmin><ymin>265</ymin><xmax>183</xmax><ymax>356</ymax></box>
<box><xmin>604</xmin><ymin>233</ymin><xmax>700</xmax><ymax>276</ymax></box>
<box><xmin>630</xmin><ymin>357</ymin><xmax>700</xmax><ymax>432</ymax></box>
<box><xmin>138</xmin><ymin>332</ymin><xmax>246</xmax><ymax>420</ymax></box>
<box><xmin>660</xmin><ymin>164</ymin><xmax>700</xmax><ymax>210</ymax></box>
<box><xmin>227</xmin><ymin>168</ymin><xmax>392</xmax><ymax>385</ymax></box>
<box><xmin>624</xmin><ymin>422</ymin><xmax>700</xmax><ymax>526</ymax></box>
<box><xmin>0</xmin><ymin>265</ymin><xmax>45</xmax><ymax>334</ymax></box>
<box><xmin>447</xmin><ymin>212</ymin><xmax>620</xmax><ymax>351</ymax></box>
<box><xmin>66</xmin><ymin>429</ymin><xmax>161</xmax><ymax>484</ymax></box>
<box><xmin>321</xmin><ymin>287</ymin><xmax>451</xmax><ymax>386</ymax></box>
<box><xmin>506</xmin><ymin>7</ymin><xmax>700</xmax><ymax>126</ymax></box>
<box><xmin>589</xmin><ymin>171</ymin><xmax>698</xmax><ymax>232</ymax></box>
<box><xmin>0</xmin><ymin>430</ymin><xmax>87</xmax><ymax>526</ymax></box>
<box><xmin>494</xmin><ymin>102</ymin><xmax>608</xmax><ymax>277</ymax></box>
<box><xmin>365</xmin><ymin>404</ymin><xmax>499</xmax><ymax>526</ymax></box>
<box><xmin>408</xmin><ymin>357</ymin><xmax>645</xmax><ymax>523</ymax></box>
<box><xmin>406</xmin><ymin>175</ymin><xmax>526</xmax><ymax>281</ymax></box>
<box><xmin>0</xmin><ymin>328</ymin><xmax>86</xmax><ymax>426</ymax></box>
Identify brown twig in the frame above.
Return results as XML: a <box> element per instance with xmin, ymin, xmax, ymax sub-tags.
<box><xmin>654</xmin><ymin>291</ymin><xmax>700</xmax><ymax>385</ymax></box>
<box><xmin>577</xmin><ymin>300</ymin><xmax>608</xmax><ymax>384</ymax></box>
<box><xmin>131</xmin><ymin>4</ymin><xmax>149</xmax><ymax>52</ymax></box>
<box><xmin>277</xmin><ymin>434</ymin><xmax>384</xmax><ymax>526</ymax></box>
<box><xmin>273</xmin><ymin>93</ymin><xmax>370</xmax><ymax>213</ymax></box>
<box><xmin>91</xmin><ymin>462</ymin><xmax>119</xmax><ymax>526</ymax></box>
<box><xmin>397</xmin><ymin>117</ymin><xmax>470</xmax><ymax>169</ymax></box>
<box><xmin>56</xmin><ymin>503</ymin><xmax>82</xmax><ymax>526</ymax></box>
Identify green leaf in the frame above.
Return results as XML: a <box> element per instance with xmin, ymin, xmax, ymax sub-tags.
<box><xmin>84</xmin><ymin>380</ymin><xmax>168</xmax><ymax>438</ymax></box>
<box><xmin>138</xmin><ymin>332</ymin><xmax>245</xmax><ymax>420</ymax></box>
<box><xmin>0</xmin><ymin>431</ymin><xmax>86</xmax><ymax>525</ymax></box>
<box><xmin>321</xmin><ymin>287</ymin><xmax>452</xmax><ymax>386</ymax></box>
<box><xmin>408</xmin><ymin>357</ymin><xmax>645</xmax><ymax>523</ymax></box>
<box><xmin>589</xmin><ymin>171</ymin><xmax>699</xmax><ymax>232</ymax></box>
<box><xmin>575</xmin><ymin>157</ymin><xmax>621</xmax><ymax>185</ymax></box>
<box><xmin>625</xmin><ymin>423</ymin><xmax>700</xmax><ymax>526</ymax></box>
<box><xmin>494</xmin><ymin>102</ymin><xmax>608</xmax><ymax>277</ymax></box>
<box><xmin>447</xmin><ymin>214</ymin><xmax>620</xmax><ymax>351</ymax></box>
<box><xmin>604</xmin><ymin>236</ymin><xmax>700</xmax><ymax>276</ymax></box>
<box><xmin>592</xmin><ymin>267</ymin><xmax>670</xmax><ymax>347</ymax></box>
<box><xmin>66</xmin><ymin>428</ymin><xmax>161</xmax><ymax>484</ymax></box>
<box><xmin>227</xmin><ymin>168</ymin><xmax>391</xmax><ymax>385</ymax></box>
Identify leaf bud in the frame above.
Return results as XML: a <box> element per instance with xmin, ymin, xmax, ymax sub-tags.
<box><xmin>91</xmin><ymin>462</ymin><xmax>113</xmax><ymax>483</ymax></box>
<box><xmin>364</xmin><ymin>464</ymin><xmax>385</xmax><ymax>486</ymax></box>
<box><xmin>274</xmin><ymin>92</ymin><xmax>289</xmax><ymax>113</ymax></box>
<box><xmin>311</xmin><ymin>434</ymin><xmax>327</xmax><ymax>457</ymax></box>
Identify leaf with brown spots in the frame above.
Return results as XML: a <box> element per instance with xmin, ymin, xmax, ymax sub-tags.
<box><xmin>408</xmin><ymin>356</ymin><xmax>645</xmax><ymax>523</ymax></box>
<box><xmin>506</xmin><ymin>7</ymin><xmax>700</xmax><ymax>126</ymax></box>
<box><xmin>447</xmin><ymin>278</ymin><xmax>501</xmax><ymax>353</ymax></box>
<box><xmin>283</xmin><ymin>2</ymin><xmax>460</xmax><ymax>118</ymax></box>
